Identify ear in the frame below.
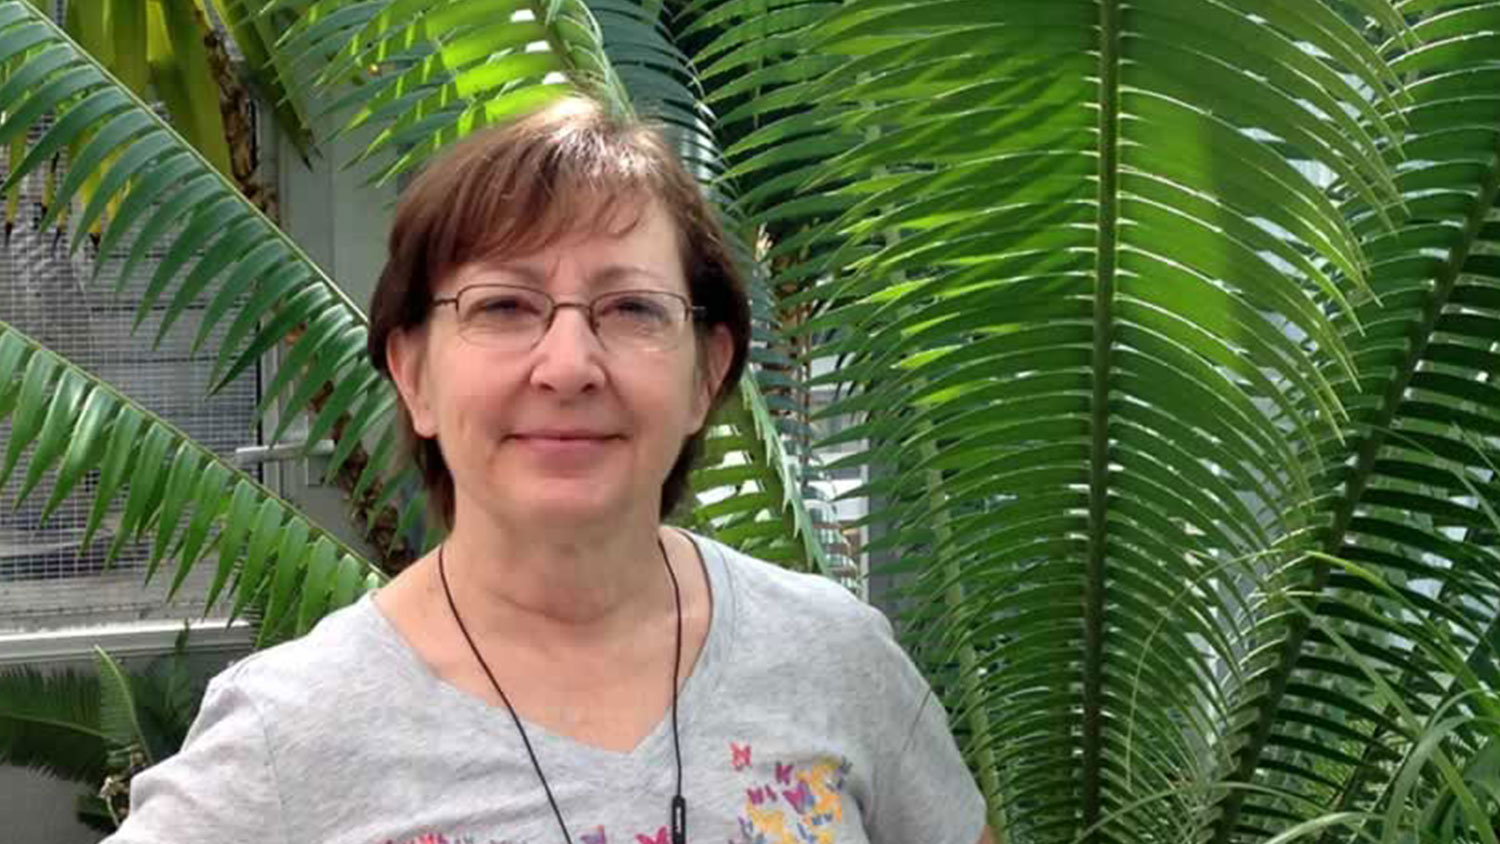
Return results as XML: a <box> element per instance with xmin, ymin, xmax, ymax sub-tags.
<box><xmin>387</xmin><ymin>326</ymin><xmax>439</xmax><ymax>437</ymax></box>
<box><xmin>691</xmin><ymin>325</ymin><xmax>734</xmax><ymax>432</ymax></box>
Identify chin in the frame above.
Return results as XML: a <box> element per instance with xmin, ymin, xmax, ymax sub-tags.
<box><xmin>508</xmin><ymin>487</ymin><xmax>629</xmax><ymax>521</ymax></box>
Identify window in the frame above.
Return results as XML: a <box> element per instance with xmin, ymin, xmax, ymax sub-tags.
<box><xmin>0</xmin><ymin>124</ymin><xmax>261</xmax><ymax>634</ymax></box>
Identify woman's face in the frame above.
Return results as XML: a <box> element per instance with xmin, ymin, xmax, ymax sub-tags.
<box><xmin>387</xmin><ymin>198</ymin><xmax>733</xmax><ymax>531</ymax></box>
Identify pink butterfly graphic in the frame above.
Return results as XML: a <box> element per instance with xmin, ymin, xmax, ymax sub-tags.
<box><xmin>581</xmin><ymin>827</ymin><xmax>607</xmax><ymax>844</ymax></box>
<box><xmin>774</xmin><ymin>762</ymin><xmax>793</xmax><ymax>785</ymax></box>
<box><xmin>783</xmin><ymin>780</ymin><xmax>813</xmax><ymax>813</ymax></box>
<box><xmin>747</xmin><ymin>785</ymin><xmax>770</xmax><ymax>805</ymax></box>
<box><xmin>730</xmin><ymin>742</ymin><xmax>752</xmax><ymax>770</ymax></box>
<box><xmin>636</xmin><ymin>827</ymin><xmax>669</xmax><ymax>844</ymax></box>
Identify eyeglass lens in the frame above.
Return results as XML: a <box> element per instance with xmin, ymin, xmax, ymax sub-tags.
<box><xmin>453</xmin><ymin>286</ymin><xmax>689</xmax><ymax>352</ymax></box>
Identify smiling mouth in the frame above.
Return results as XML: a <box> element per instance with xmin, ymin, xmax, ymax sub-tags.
<box><xmin>512</xmin><ymin>434</ymin><xmax>622</xmax><ymax>441</ymax></box>
<box><xmin>509</xmin><ymin>434</ymin><xmax>625</xmax><ymax>452</ymax></box>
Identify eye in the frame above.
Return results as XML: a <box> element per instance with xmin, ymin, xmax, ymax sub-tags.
<box><xmin>603</xmin><ymin>293</ymin><xmax>672</xmax><ymax>321</ymax></box>
<box><xmin>467</xmin><ymin>291</ymin><xmax>543</xmax><ymax>319</ymax></box>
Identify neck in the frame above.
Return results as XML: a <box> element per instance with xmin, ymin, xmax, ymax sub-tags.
<box><xmin>435</xmin><ymin>505</ymin><xmax>674</xmax><ymax>651</ymax></box>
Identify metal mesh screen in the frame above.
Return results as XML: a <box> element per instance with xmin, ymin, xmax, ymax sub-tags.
<box><xmin>0</xmin><ymin>129</ymin><xmax>262</xmax><ymax>633</ymax></box>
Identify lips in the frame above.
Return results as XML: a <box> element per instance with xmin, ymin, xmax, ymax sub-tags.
<box><xmin>513</xmin><ymin>430</ymin><xmax>620</xmax><ymax>440</ymax></box>
<box><xmin>510</xmin><ymin>431</ymin><xmax>620</xmax><ymax>461</ymax></box>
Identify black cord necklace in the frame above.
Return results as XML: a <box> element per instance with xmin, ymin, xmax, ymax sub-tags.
<box><xmin>437</xmin><ymin>538</ymin><xmax>687</xmax><ymax>844</ymax></box>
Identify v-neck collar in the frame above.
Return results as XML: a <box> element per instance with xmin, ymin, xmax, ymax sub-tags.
<box><xmin>358</xmin><ymin>528</ymin><xmax>733</xmax><ymax>782</ymax></box>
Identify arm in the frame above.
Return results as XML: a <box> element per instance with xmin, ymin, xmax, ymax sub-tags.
<box><xmin>101</xmin><ymin>674</ymin><xmax>285</xmax><ymax>844</ymax></box>
<box><xmin>856</xmin><ymin>602</ymin><xmax>989</xmax><ymax>844</ymax></box>
<box><xmin>978</xmin><ymin>826</ymin><xmax>998</xmax><ymax>844</ymax></box>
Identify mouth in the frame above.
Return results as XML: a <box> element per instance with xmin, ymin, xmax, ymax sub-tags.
<box><xmin>509</xmin><ymin>432</ymin><xmax>624</xmax><ymax>455</ymax></box>
<box><xmin>512</xmin><ymin>432</ymin><xmax>623</xmax><ymax>441</ymax></box>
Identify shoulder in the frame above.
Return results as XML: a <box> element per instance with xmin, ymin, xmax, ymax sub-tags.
<box><xmin>207</xmin><ymin>595</ymin><xmax>392</xmax><ymax>723</ymax></box>
<box><xmin>697</xmin><ymin>533</ymin><xmax>876</xmax><ymax>616</ymax></box>
<box><xmin>691</xmin><ymin>531</ymin><xmax>897</xmax><ymax>659</ymax></box>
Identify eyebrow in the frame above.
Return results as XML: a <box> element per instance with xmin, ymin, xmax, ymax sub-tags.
<box><xmin>483</xmin><ymin>262</ymin><xmax>669</xmax><ymax>287</ymax></box>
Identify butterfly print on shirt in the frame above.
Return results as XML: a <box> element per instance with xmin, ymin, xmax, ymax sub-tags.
<box><xmin>727</xmin><ymin>747</ymin><xmax>852</xmax><ymax>844</ymax></box>
<box><xmin>782</xmin><ymin>780</ymin><xmax>813</xmax><ymax>814</ymax></box>
<box><xmin>774</xmin><ymin>762</ymin><xmax>793</xmax><ymax>785</ymax></box>
<box><xmin>731</xmin><ymin>741</ymin><xmax>752</xmax><ymax>771</ymax></box>
<box><xmin>382</xmin><ymin>834</ymin><xmax>515</xmax><ymax>844</ymax></box>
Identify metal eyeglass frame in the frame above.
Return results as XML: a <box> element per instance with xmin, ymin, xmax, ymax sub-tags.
<box><xmin>429</xmin><ymin>284</ymin><xmax>708</xmax><ymax>351</ymax></box>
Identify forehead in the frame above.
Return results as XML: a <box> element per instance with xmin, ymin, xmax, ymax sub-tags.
<box><xmin>436</xmin><ymin>197</ymin><xmax>686</xmax><ymax>294</ymax></box>
<box><xmin>456</xmin><ymin>260</ymin><xmax>672</xmax><ymax>289</ymax></box>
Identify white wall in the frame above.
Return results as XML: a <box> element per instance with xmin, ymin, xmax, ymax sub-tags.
<box><xmin>258</xmin><ymin>116</ymin><xmax>395</xmax><ymax>555</ymax></box>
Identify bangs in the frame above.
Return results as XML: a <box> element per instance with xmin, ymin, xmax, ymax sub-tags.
<box><xmin>411</xmin><ymin>118</ymin><xmax>669</xmax><ymax>286</ymax></box>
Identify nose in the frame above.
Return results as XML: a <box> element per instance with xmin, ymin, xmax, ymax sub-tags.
<box><xmin>527</xmin><ymin>303</ymin><xmax>606</xmax><ymax>396</ymax></box>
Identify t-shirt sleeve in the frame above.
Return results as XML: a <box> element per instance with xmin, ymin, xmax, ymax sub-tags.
<box><xmin>857</xmin><ymin>603</ymin><xmax>987</xmax><ymax>844</ymax></box>
<box><xmin>101</xmin><ymin>670</ymin><xmax>286</xmax><ymax>844</ymax></box>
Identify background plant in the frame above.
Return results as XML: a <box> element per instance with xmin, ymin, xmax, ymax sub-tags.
<box><xmin>0</xmin><ymin>1</ymin><xmax>1497</xmax><ymax>842</ymax></box>
<box><xmin>0</xmin><ymin>625</ymin><xmax>205</xmax><ymax>832</ymax></box>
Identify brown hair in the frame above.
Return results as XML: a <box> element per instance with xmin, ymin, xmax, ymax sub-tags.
<box><xmin>367</xmin><ymin>96</ymin><xmax>751</xmax><ymax>531</ymax></box>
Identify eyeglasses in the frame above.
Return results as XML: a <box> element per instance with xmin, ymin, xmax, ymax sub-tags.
<box><xmin>430</xmin><ymin>284</ymin><xmax>706</xmax><ymax>354</ymax></box>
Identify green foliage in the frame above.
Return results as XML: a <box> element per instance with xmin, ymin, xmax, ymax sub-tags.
<box><xmin>0</xmin><ymin>626</ymin><xmax>212</xmax><ymax>832</ymax></box>
<box><xmin>0</xmin><ymin>321</ymin><xmax>383</xmax><ymax>633</ymax></box>
<box><xmin>0</xmin><ymin>663</ymin><xmax>106</xmax><ymax>784</ymax></box>
<box><xmin>684</xmin><ymin>1</ymin><xmax>1500</xmax><ymax>842</ymax></box>
<box><xmin>1</xmin><ymin>1</ymin><xmax>1498</xmax><ymax>843</ymax></box>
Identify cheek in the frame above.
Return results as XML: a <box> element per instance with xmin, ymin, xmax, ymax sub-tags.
<box><xmin>621</xmin><ymin>363</ymin><xmax>695</xmax><ymax>432</ymax></box>
<box><xmin>451</xmin><ymin>379</ymin><xmax>511</xmax><ymax>431</ymax></box>
<box><xmin>425</xmin><ymin>353</ymin><xmax>505</xmax><ymax>436</ymax></box>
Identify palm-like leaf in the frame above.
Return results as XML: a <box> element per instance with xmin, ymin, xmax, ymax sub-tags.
<box><xmin>0</xmin><ymin>635</ymin><xmax>210</xmax><ymax>831</ymax></box>
<box><xmin>271</xmin><ymin>0</ymin><xmax>579</xmax><ymax>182</ymax></box>
<box><xmin>0</xmin><ymin>0</ymin><xmax>418</xmax><ymax>583</ymax></box>
<box><xmin>91</xmin><ymin>640</ymin><xmax>201</xmax><ymax>770</ymax></box>
<box><xmin>7</xmin><ymin>1</ymin><xmax>1498</xmax><ymax>842</ymax></box>
<box><xmin>691</xmin><ymin>380</ymin><xmax>841</xmax><ymax>575</ymax></box>
<box><xmin>588</xmin><ymin>0</ymin><xmax>847</xmax><ymax>573</ymax></box>
<box><xmin>694</xmin><ymin>1</ymin><xmax>1498</xmax><ymax>843</ymax></box>
<box><xmin>0</xmin><ymin>321</ymin><xmax>383</xmax><ymax>643</ymax></box>
<box><xmin>54</xmin><ymin>0</ymin><xmax>236</xmax><ymax>179</ymax></box>
<box><xmin>1214</xmin><ymin>5</ymin><xmax>1500</xmax><ymax>842</ymax></box>
<box><xmin>0</xmin><ymin>665</ymin><xmax>106</xmax><ymax>784</ymax></box>
<box><xmin>93</xmin><ymin>645</ymin><xmax>152</xmax><ymax>767</ymax></box>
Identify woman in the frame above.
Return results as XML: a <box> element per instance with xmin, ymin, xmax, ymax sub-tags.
<box><xmin>104</xmin><ymin>96</ymin><xmax>991</xmax><ymax>844</ymax></box>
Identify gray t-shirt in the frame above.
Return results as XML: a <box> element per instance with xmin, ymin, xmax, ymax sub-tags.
<box><xmin>104</xmin><ymin>530</ymin><xmax>986</xmax><ymax>844</ymax></box>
